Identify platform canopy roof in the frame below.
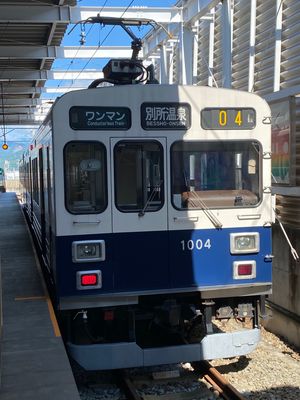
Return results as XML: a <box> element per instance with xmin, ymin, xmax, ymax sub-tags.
<box><xmin>0</xmin><ymin>0</ymin><xmax>79</xmax><ymax>125</ymax></box>
<box><xmin>0</xmin><ymin>0</ymin><xmax>179</xmax><ymax>126</ymax></box>
<box><xmin>1</xmin><ymin>0</ymin><xmax>300</xmax><ymax>127</ymax></box>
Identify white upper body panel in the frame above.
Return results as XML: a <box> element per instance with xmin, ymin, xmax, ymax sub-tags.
<box><xmin>47</xmin><ymin>85</ymin><xmax>271</xmax><ymax>236</ymax></box>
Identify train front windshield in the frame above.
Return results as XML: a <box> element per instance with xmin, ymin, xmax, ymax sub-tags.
<box><xmin>171</xmin><ymin>140</ymin><xmax>261</xmax><ymax>209</ymax></box>
<box><xmin>63</xmin><ymin>139</ymin><xmax>261</xmax><ymax>214</ymax></box>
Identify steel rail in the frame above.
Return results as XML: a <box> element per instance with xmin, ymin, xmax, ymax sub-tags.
<box><xmin>115</xmin><ymin>370</ymin><xmax>143</xmax><ymax>400</ymax></box>
<box><xmin>116</xmin><ymin>361</ymin><xmax>246</xmax><ymax>400</ymax></box>
<box><xmin>197</xmin><ymin>360</ymin><xmax>246</xmax><ymax>400</ymax></box>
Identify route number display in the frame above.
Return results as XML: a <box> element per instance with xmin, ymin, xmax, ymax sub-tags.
<box><xmin>201</xmin><ymin>108</ymin><xmax>256</xmax><ymax>130</ymax></box>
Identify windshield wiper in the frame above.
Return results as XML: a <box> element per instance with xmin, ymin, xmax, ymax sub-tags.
<box><xmin>138</xmin><ymin>180</ymin><xmax>162</xmax><ymax>217</ymax></box>
<box><xmin>188</xmin><ymin>191</ymin><xmax>223</xmax><ymax>229</ymax></box>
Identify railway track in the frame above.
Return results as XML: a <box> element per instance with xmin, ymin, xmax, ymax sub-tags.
<box><xmin>74</xmin><ymin>327</ymin><xmax>300</xmax><ymax>400</ymax></box>
<box><xmin>196</xmin><ymin>361</ymin><xmax>246</xmax><ymax>400</ymax></box>
<box><xmin>116</xmin><ymin>361</ymin><xmax>246</xmax><ymax>400</ymax></box>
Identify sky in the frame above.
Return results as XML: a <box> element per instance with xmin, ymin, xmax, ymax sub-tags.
<box><xmin>1</xmin><ymin>0</ymin><xmax>177</xmax><ymax>158</ymax></box>
<box><xmin>53</xmin><ymin>0</ymin><xmax>176</xmax><ymax>72</ymax></box>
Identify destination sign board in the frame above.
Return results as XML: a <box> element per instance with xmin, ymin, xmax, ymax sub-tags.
<box><xmin>69</xmin><ymin>106</ymin><xmax>131</xmax><ymax>130</ymax></box>
<box><xmin>201</xmin><ymin>108</ymin><xmax>256</xmax><ymax>130</ymax></box>
<box><xmin>141</xmin><ymin>102</ymin><xmax>191</xmax><ymax>130</ymax></box>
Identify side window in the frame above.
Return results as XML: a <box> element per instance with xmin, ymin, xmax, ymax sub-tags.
<box><xmin>32</xmin><ymin>157</ymin><xmax>39</xmax><ymax>204</ymax></box>
<box><xmin>114</xmin><ymin>141</ymin><xmax>164</xmax><ymax>213</ymax></box>
<box><xmin>64</xmin><ymin>141</ymin><xmax>107</xmax><ymax>214</ymax></box>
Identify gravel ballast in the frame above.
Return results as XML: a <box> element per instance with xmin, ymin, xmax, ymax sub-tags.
<box><xmin>76</xmin><ymin>327</ymin><xmax>300</xmax><ymax>400</ymax></box>
<box><xmin>211</xmin><ymin>327</ymin><xmax>300</xmax><ymax>399</ymax></box>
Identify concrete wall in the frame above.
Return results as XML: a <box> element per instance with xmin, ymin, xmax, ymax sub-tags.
<box><xmin>264</xmin><ymin>223</ymin><xmax>300</xmax><ymax>347</ymax></box>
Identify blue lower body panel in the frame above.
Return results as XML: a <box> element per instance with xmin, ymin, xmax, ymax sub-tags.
<box><xmin>55</xmin><ymin>226</ymin><xmax>270</xmax><ymax>370</ymax></box>
<box><xmin>55</xmin><ymin>226</ymin><xmax>272</xmax><ymax>299</ymax></box>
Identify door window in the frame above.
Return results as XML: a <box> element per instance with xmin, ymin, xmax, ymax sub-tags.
<box><xmin>114</xmin><ymin>141</ymin><xmax>164</xmax><ymax>213</ymax></box>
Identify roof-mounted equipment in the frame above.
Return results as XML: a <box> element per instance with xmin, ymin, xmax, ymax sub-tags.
<box><xmin>72</xmin><ymin>16</ymin><xmax>161</xmax><ymax>87</ymax></box>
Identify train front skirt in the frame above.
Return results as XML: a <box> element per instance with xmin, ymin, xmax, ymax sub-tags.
<box><xmin>67</xmin><ymin>328</ymin><xmax>260</xmax><ymax>370</ymax></box>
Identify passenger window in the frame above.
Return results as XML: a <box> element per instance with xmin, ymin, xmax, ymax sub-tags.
<box><xmin>64</xmin><ymin>141</ymin><xmax>107</xmax><ymax>214</ymax></box>
<box><xmin>32</xmin><ymin>157</ymin><xmax>39</xmax><ymax>205</ymax></box>
<box><xmin>171</xmin><ymin>140</ymin><xmax>261</xmax><ymax>209</ymax></box>
<box><xmin>114</xmin><ymin>141</ymin><xmax>164</xmax><ymax>213</ymax></box>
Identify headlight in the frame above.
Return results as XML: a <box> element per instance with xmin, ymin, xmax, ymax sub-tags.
<box><xmin>230</xmin><ymin>233</ymin><xmax>259</xmax><ymax>254</ymax></box>
<box><xmin>72</xmin><ymin>240</ymin><xmax>105</xmax><ymax>262</ymax></box>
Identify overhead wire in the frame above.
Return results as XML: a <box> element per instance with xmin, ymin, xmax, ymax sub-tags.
<box><xmin>62</xmin><ymin>0</ymin><xmax>136</xmax><ymax>92</ymax></box>
<box><xmin>53</xmin><ymin>0</ymin><xmax>111</xmax><ymax>93</ymax></box>
<box><xmin>51</xmin><ymin>1</ymin><xmax>110</xmax><ymax>95</ymax></box>
<box><xmin>53</xmin><ymin>23</ymin><xmax>96</xmax><ymax>93</ymax></box>
<box><xmin>51</xmin><ymin>0</ymin><xmax>126</xmax><ymax>98</ymax></box>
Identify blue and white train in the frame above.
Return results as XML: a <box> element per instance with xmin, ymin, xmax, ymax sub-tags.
<box><xmin>20</xmin><ymin>80</ymin><xmax>273</xmax><ymax>370</ymax></box>
<box><xmin>0</xmin><ymin>167</ymin><xmax>5</xmax><ymax>193</ymax></box>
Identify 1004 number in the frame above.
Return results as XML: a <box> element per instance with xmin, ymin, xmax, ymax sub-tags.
<box><xmin>180</xmin><ymin>239</ymin><xmax>212</xmax><ymax>251</ymax></box>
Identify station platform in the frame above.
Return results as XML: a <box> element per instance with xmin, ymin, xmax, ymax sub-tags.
<box><xmin>0</xmin><ymin>192</ymin><xmax>80</xmax><ymax>400</ymax></box>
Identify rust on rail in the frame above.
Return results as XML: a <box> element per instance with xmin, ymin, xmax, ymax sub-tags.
<box><xmin>195</xmin><ymin>360</ymin><xmax>246</xmax><ymax>400</ymax></box>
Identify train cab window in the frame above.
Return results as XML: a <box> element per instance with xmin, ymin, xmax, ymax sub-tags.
<box><xmin>64</xmin><ymin>141</ymin><xmax>107</xmax><ymax>214</ymax></box>
<box><xmin>114</xmin><ymin>141</ymin><xmax>164</xmax><ymax>212</ymax></box>
<box><xmin>171</xmin><ymin>141</ymin><xmax>261</xmax><ymax>209</ymax></box>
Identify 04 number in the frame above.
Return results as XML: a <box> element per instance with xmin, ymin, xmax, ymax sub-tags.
<box><xmin>218</xmin><ymin>110</ymin><xmax>242</xmax><ymax>126</ymax></box>
<box><xmin>180</xmin><ymin>239</ymin><xmax>212</xmax><ymax>251</ymax></box>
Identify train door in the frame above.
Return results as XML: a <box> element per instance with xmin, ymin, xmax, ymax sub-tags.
<box><xmin>44</xmin><ymin>146</ymin><xmax>52</xmax><ymax>267</ymax></box>
<box><xmin>29</xmin><ymin>156</ymin><xmax>33</xmax><ymax>222</ymax></box>
<box><xmin>110</xmin><ymin>138</ymin><xmax>169</xmax><ymax>291</ymax></box>
<box><xmin>38</xmin><ymin>147</ymin><xmax>46</xmax><ymax>256</ymax></box>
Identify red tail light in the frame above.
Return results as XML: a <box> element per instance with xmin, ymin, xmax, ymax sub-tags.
<box><xmin>81</xmin><ymin>274</ymin><xmax>98</xmax><ymax>286</ymax></box>
<box><xmin>233</xmin><ymin>261</ymin><xmax>256</xmax><ymax>279</ymax></box>
<box><xmin>76</xmin><ymin>270</ymin><xmax>102</xmax><ymax>290</ymax></box>
<box><xmin>104</xmin><ymin>310</ymin><xmax>114</xmax><ymax>321</ymax></box>
<box><xmin>238</xmin><ymin>264</ymin><xmax>253</xmax><ymax>276</ymax></box>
